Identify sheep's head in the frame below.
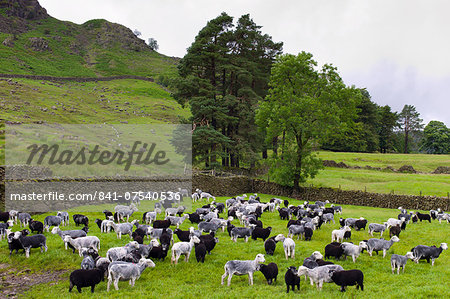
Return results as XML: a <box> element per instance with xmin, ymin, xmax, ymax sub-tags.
<box><xmin>391</xmin><ymin>236</ymin><xmax>400</xmax><ymax>242</ymax></box>
<box><xmin>312</xmin><ymin>251</ymin><xmax>323</xmax><ymax>260</ymax></box>
<box><xmin>129</xmin><ymin>241</ymin><xmax>140</xmax><ymax>249</ymax></box>
<box><xmin>359</xmin><ymin>241</ymin><xmax>368</xmax><ymax>249</ymax></box>
<box><xmin>190</xmin><ymin>235</ymin><xmax>200</xmax><ymax>244</ymax></box>
<box><xmin>344</xmin><ymin>226</ymin><xmax>351</xmax><ymax>232</ymax></box>
<box><xmin>405</xmin><ymin>252</ymin><xmax>415</xmax><ymax>259</ymax></box>
<box><xmin>441</xmin><ymin>243</ymin><xmax>448</xmax><ymax>250</ymax></box>
<box><xmin>63</xmin><ymin>235</ymin><xmax>72</xmax><ymax>242</ymax></box>
<box><xmin>51</xmin><ymin>227</ymin><xmax>59</xmax><ymax>234</ymax></box>
<box><xmin>150</xmin><ymin>238</ymin><xmax>160</xmax><ymax>247</ymax></box>
<box><xmin>274</xmin><ymin>234</ymin><xmax>285</xmax><ymax>242</ymax></box>
<box><xmin>7</xmin><ymin>220</ymin><xmax>14</xmax><ymax>227</ymax></box>
<box><xmin>296</xmin><ymin>266</ymin><xmax>307</xmax><ymax>276</ymax></box>
<box><xmin>139</xmin><ymin>257</ymin><xmax>156</xmax><ymax>268</ymax></box>
<box><xmin>255</xmin><ymin>253</ymin><xmax>265</xmax><ymax>263</ymax></box>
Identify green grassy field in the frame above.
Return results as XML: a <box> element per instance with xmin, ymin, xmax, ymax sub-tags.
<box><xmin>0</xmin><ymin>194</ymin><xmax>448</xmax><ymax>298</ymax></box>
<box><xmin>302</xmin><ymin>152</ymin><xmax>450</xmax><ymax>197</ymax></box>
<box><xmin>316</xmin><ymin>151</ymin><xmax>450</xmax><ymax>173</ymax></box>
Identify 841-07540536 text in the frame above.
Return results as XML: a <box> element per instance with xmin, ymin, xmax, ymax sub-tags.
<box><xmin>9</xmin><ymin>191</ymin><xmax>183</xmax><ymax>201</ymax></box>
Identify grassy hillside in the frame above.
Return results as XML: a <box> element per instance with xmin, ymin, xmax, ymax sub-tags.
<box><xmin>0</xmin><ymin>16</ymin><xmax>178</xmax><ymax>78</ymax></box>
<box><xmin>0</xmin><ymin>194</ymin><xmax>448</xmax><ymax>298</ymax></box>
<box><xmin>0</xmin><ymin>78</ymin><xmax>191</xmax><ymax>165</ymax></box>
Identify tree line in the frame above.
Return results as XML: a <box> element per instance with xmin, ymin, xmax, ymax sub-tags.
<box><xmin>171</xmin><ymin>13</ymin><xmax>450</xmax><ymax>188</ymax></box>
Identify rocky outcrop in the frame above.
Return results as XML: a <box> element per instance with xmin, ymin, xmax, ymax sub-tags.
<box><xmin>0</xmin><ymin>0</ymin><xmax>48</xmax><ymax>20</ymax></box>
<box><xmin>27</xmin><ymin>37</ymin><xmax>49</xmax><ymax>51</ymax></box>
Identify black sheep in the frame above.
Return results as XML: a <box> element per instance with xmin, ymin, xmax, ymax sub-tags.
<box><xmin>248</xmin><ymin>218</ymin><xmax>263</xmax><ymax>228</ymax></box>
<box><xmin>73</xmin><ymin>214</ymin><xmax>89</xmax><ymax>227</ymax></box>
<box><xmin>283</xmin><ymin>199</ymin><xmax>289</xmax><ymax>207</ymax></box>
<box><xmin>278</xmin><ymin>208</ymin><xmax>290</xmax><ymax>220</ymax></box>
<box><xmin>15</xmin><ymin>232</ymin><xmax>47</xmax><ymax>258</ymax></box>
<box><xmin>226</xmin><ymin>221</ymin><xmax>235</xmax><ymax>237</ymax></box>
<box><xmin>401</xmin><ymin>221</ymin><xmax>407</xmax><ymax>231</ymax></box>
<box><xmin>195</xmin><ymin>242</ymin><xmax>207</xmax><ymax>263</ymax></box>
<box><xmin>159</xmin><ymin>228</ymin><xmax>172</xmax><ymax>247</ymax></box>
<box><xmin>0</xmin><ymin>212</ymin><xmax>10</xmax><ymax>223</ymax></box>
<box><xmin>304</xmin><ymin>227</ymin><xmax>313</xmax><ymax>241</ymax></box>
<box><xmin>69</xmin><ymin>268</ymin><xmax>104</xmax><ymax>293</ymax></box>
<box><xmin>153</xmin><ymin>220</ymin><xmax>171</xmax><ymax>229</ymax></box>
<box><xmin>411</xmin><ymin>214</ymin><xmax>418</xmax><ymax>223</ymax></box>
<box><xmin>103</xmin><ymin>210</ymin><xmax>113</xmax><ymax>219</ymax></box>
<box><xmin>134</xmin><ymin>227</ymin><xmax>146</xmax><ymax>239</ymax></box>
<box><xmin>323</xmin><ymin>207</ymin><xmax>335</xmax><ymax>214</ymax></box>
<box><xmin>343</xmin><ymin>230</ymin><xmax>351</xmax><ymax>240</ymax></box>
<box><xmin>389</xmin><ymin>225</ymin><xmax>401</xmax><ymax>238</ymax></box>
<box><xmin>331</xmin><ymin>269</ymin><xmax>364</xmax><ymax>292</ymax></box>
<box><xmin>354</xmin><ymin>219</ymin><xmax>368</xmax><ymax>231</ymax></box>
<box><xmin>7</xmin><ymin>231</ymin><xmax>26</xmax><ymax>255</ymax></box>
<box><xmin>29</xmin><ymin>220</ymin><xmax>44</xmax><ymax>234</ymax></box>
<box><xmin>325</xmin><ymin>243</ymin><xmax>344</xmax><ymax>260</ymax></box>
<box><xmin>188</xmin><ymin>213</ymin><xmax>201</xmax><ymax>224</ymax></box>
<box><xmin>149</xmin><ymin>245</ymin><xmax>169</xmax><ymax>261</ymax></box>
<box><xmin>251</xmin><ymin>227</ymin><xmax>272</xmax><ymax>241</ymax></box>
<box><xmin>259</xmin><ymin>262</ymin><xmax>278</xmax><ymax>285</ymax></box>
<box><xmin>416</xmin><ymin>212</ymin><xmax>431</xmax><ymax>223</ymax></box>
<box><xmin>132</xmin><ymin>232</ymin><xmax>144</xmax><ymax>244</ymax></box>
<box><xmin>94</xmin><ymin>219</ymin><xmax>102</xmax><ymax>230</ymax></box>
<box><xmin>174</xmin><ymin>228</ymin><xmax>191</xmax><ymax>242</ymax></box>
<box><xmin>285</xmin><ymin>266</ymin><xmax>300</xmax><ymax>293</ymax></box>
<box><xmin>339</xmin><ymin>218</ymin><xmax>346</xmax><ymax>227</ymax></box>
<box><xmin>199</xmin><ymin>234</ymin><xmax>219</xmax><ymax>254</ymax></box>
<box><xmin>316</xmin><ymin>259</ymin><xmax>334</xmax><ymax>266</ymax></box>
<box><xmin>264</xmin><ymin>237</ymin><xmax>277</xmax><ymax>255</ymax></box>
<box><xmin>286</xmin><ymin>220</ymin><xmax>301</xmax><ymax>228</ymax></box>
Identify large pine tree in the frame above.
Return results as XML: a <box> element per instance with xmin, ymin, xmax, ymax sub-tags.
<box><xmin>174</xmin><ymin>13</ymin><xmax>282</xmax><ymax>169</ymax></box>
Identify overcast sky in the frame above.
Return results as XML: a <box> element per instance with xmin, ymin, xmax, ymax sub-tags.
<box><xmin>39</xmin><ymin>0</ymin><xmax>450</xmax><ymax>126</ymax></box>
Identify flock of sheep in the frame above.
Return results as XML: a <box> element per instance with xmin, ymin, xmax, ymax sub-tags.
<box><xmin>0</xmin><ymin>190</ymin><xmax>448</xmax><ymax>294</ymax></box>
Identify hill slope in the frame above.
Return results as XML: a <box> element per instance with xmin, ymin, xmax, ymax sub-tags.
<box><xmin>0</xmin><ymin>0</ymin><xmax>178</xmax><ymax>77</ymax></box>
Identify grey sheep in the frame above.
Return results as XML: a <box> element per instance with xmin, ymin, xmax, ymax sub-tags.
<box><xmin>366</xmin><ymin>236</ymin><xmax>400</xmax><ymax>257</ymax></box>
<box><xmin>390</xmin><ymin>252</ymin><xmax>414</xmax><ymax>274</ymax></box>
<box><xmin>107</xmin><ymin>258</ymin><xmax>155</xmax><ymax>291</ymax></box>
<box><xmin>221</xmin><ymin>253</ymin><xmax>265</xmax><ymax>286</ymax></box>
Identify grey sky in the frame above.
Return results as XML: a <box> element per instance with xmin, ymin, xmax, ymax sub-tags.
<box><xmin>39</xmin><ymin>0</ymin><xmax>450</xmax><ymax>126</ymax></box>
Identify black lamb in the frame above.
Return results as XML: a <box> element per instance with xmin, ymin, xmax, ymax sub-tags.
<box><xmin>354</xmin><ymin>219</ymin><xmax>368</xmax><ymax>231</ymax></box>
<box><xmin>251</xmin><ymin>227</ymin><xmax>272</xmax><ymax>241</ymax></box>
<box><xmin>195</xmin><ymin>242</ymin><xmax>207</xmax><ymax>263</ymax></box>
<box><xmin>73</xmin><ymin>214</ymin><xmax>89</xmax><ymax>227</ymax></box>
<box><xmin>389</xmin><ymin>225</ymin><xmax>401</xmax><ymax>238</ymax></box>
<box><xmin>304</xmin><ymin>227</ymin><xmax>313</xmax><ymax>241</ymax></box>
<box><xmin>259</xmin><ymin>262</ymin><xmax>278</xmax><ymax>285</ymax></box>
<box><xmin>264</xmin><ymin>237</ymin><xmax>277</xmax><ymax>255</ymax></box>
<box><xmin>325</xmin><ymin>242</ymin><xmax>344</xmax><ymax>260</ymax></box>
<box><xmin>331</xmin><ymin>269</ymin><xmax>364</xmax><ymax>292</ymax></box>
<box><xmin>29</xmin><ymin>220</ymin><xmax>44</xmax><ymax>234</ymax></box>
<box><xmin>416</xmin><ymin>212</ymin><xmax>431</xmax><ymax>223</ymax></box>
<box><xmin>188</xmin><ymin>212</ymin><xmax>201</xmax><ymax>224</ymax></box>
<box><xmin>149</xmin><ymin>244</ymin><xmax>169</xmax><ymax>261</ymax></box>
<box><xmin>285</xmin><ymin>266</ymin><xmax>300</xmax><ymax>293</ymax></box>
<box><xmin>199</xmin><ymin>233</ymin><xmax>219</xmax><ymax>254</ymax></box>
<box><xmin>69</xmin><ymin>268</ymin><xmax>105</xmax><ymax>293</ymax></box>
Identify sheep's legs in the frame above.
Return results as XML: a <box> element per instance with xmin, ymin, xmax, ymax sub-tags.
<box><xmin>114</xmin><ymin>278</ymin><xmax>119</xmax><ymax>290</ymax></box>
<box><xmin>227</xmin><ymin>273</ymin><xmax>233</xmax><ymax>286</ymax></box>
<box><xmin>248</xmin><ymin>273</ymin><xmax>253</xmax><ymax>285</ymax></box>
<box><xmin>383</xmin><ymin>250</ymin><xmax>386</xmax><ymax>258</ymax></box>
<box><xmin>221</xmin><ymin>271</ymin><xmax>228</xmax><ymax>285</ymax></box>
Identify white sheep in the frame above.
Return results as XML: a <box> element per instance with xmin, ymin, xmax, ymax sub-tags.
<box><xmin>171</xmin><ymin>235</ymin><xmax>201</xmax><ymax>264</ymax></box>
<box><xmin>274</xmin><ymin>234</ymin><xmax>295</xmax><ymax>260</ymax></box>
<box><xmin>297</xmin><ymin>264</ymin><xmax>344</xmax><ymax>290</ymax></box>
<box><xmin>63</xmin><ymin>235</ymin><xmax>100</xmax><ymax>257</ymax></box>
<box><xmin>341</xmin><ymin>241</ymin><xmax>367</xmax><ymax>263</ymax></box>
<box><xmin>331</xmin><ymin>226</ymin><xmax>351</xmax><ymax>242</ymax></box>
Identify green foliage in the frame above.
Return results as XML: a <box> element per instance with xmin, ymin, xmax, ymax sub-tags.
<box><xmin>174</xmin><ymin>12</ymin><xmax>282</xmax><ymax>169</ymax></box>
<box><xmin>421</xmin><ymin>120</ymin><xmax>450</xmax><ymax>154</ymax></box>
<box><xmin>377</xmin><ymin>105</ymin><xmax>398</xmax><ymax>153</ymax></box>
<box><xmin>398</xmin><ymin>104</ymin><xmax>424</xmax><ymax>153</ymax></box>
<box><xmin>257</xmin><ymin>52</ymin><xmax>360</xmax><ymax>189</ymax></box>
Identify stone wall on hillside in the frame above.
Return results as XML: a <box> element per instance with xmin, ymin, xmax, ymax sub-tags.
<box><xmin>192</xmin><ymin>173</ymin><xmax>449</xmax><ymax>211</ymax></box>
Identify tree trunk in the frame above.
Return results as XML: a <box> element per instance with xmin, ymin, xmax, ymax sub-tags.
<box><xmin>404</xmin><ymin>131</ymin><xmax>409</xmax><ymax>153</ymax></box>
<box><xmin>293</xmin><ymin>132</ymin><xmax>303</xmax><ymax>191</ymax></box>
<box><xmin>272</xmin><ymin>136</ymin><xmax>278</xmax><ymax>156</ymax></box>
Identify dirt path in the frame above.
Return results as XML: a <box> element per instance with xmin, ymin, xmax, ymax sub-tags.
<box><xmin>0</xmin><ymin>264</ymin><xmax>68</xmax><ymax>298</ymax></box>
